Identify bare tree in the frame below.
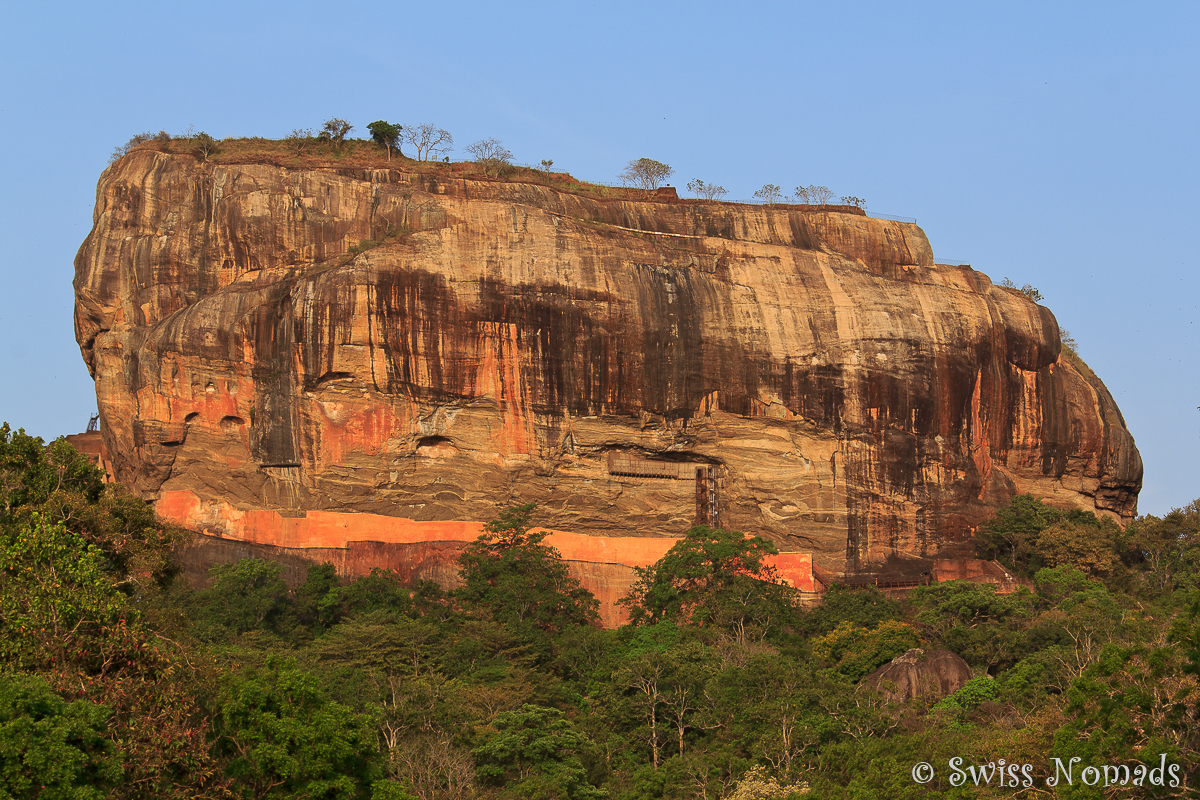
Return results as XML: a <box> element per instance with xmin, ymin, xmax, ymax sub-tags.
<box><xmin>192</xmin><ymin>132</ymin><xmax>220</xmax><ymax>161</ymax></box>
<box><xmin>619</xmin><ymin>157</ymin><xmax>674</xmax><ymax>190</ymax></box>
<box><xmin>687</xmin><ymin>179</ymin><xmax>728</xmax><ymax>201</ymax></box>
<box><xmin>404</xmin><ymin>124</ymin><xmax>454</xmax><ymax>161</ymax></box>
<box><xmin>617</xmin><ymin>653</ymin><xmax>669</xmax><ymax>770</ymax></box>
<box><xmin>754</xmin><ymin>184</ymin><xmax>783</xmax><ymax>205</ymax></box>
<box><xmin>390</xmin><ymin>733</ymin><xmax>476</xmax><ymax>800</ymax></box>
<box><xmin>796</xmin><ymin>184</ymin><xmax>834</xmax><ymax>205</ymax></box>
<box><xmin>320</xmin><ymin>118</ymin><xmax>353</xmax><ymax>148</ymax></box>
<box><xmin>465</xmin><ymin>137</ymin><xmax>513</xmax><ymax>176</ymax></box>
<box><xmin>285</xmin><ymin>128</ymin><xmax>314</xmax><ymax>155</ymax></box>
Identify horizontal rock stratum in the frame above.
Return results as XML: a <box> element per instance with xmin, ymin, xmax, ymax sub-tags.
<box><xmin>74</xmin><ymin>149</ymin><xmax>1142</xmax><ymax>591</ymax></box>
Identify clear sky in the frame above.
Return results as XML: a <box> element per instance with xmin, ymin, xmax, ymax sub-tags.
<box><xmin>1</xmin><ymin>1</ymin><xmax>1196</xmax><ymax>516</ymax></box>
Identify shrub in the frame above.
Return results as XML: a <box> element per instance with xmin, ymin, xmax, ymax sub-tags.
<box><xmin>192</xmin><ymin>132</ymin><xmax>220</xmax><ymax>160</ymax></box>
<box><xmin>109</xmin><ymin>131</ymin><xmax>155</xmax><ymax>163</ymax></box>
<box><xmin>999</xmin><ymin>277</ymin><xmax>1043</xmax><ymax>303</ymax></box>
<box><xmin>285</xmin><ymin>127</ymin><xmax>314</xmax><ymax>154</ymax></box>
<box><xmin>320</xmin><ymin>118</ymin><xmax>353</xmax><ymax>148</ymax></box>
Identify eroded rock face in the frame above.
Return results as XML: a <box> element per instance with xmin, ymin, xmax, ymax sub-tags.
<box><xmin>863</xmin><ymin>648</ymin><xmax>973</xmax><ymax>702</ymax></box>
<box><xmin>74</xmin><ymin>151</ymin><xmax>1142</xmax><ymax>575</ymax></box>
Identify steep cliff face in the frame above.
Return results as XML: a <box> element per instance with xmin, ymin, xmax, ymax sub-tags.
<box><xmin>74</xmin><ymin>151</ymin><xmax>1142</xmax><ymax>575</ymax></box>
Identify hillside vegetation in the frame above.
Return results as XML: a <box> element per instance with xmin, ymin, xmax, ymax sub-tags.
<box><xmin>107</xmin><ymin>131</ymin><xmax>867</xmax><ymax>215</ymax></box>
<box><xmin>1</xmin><ymin>423</ymin><xmax>1197</xmax><ymax>798</ymax></box>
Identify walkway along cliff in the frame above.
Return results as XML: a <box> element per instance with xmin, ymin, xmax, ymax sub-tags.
<box><xmin>73</xmin><ymin>149</ymin><xmax>1143</xmax><ymax>624</ymax></box>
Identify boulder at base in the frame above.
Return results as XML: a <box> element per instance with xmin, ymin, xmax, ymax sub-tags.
<box><xmin>863</xmin><ymin>648</ymin><xmax>972</xmax><ymax>702</ymax></box>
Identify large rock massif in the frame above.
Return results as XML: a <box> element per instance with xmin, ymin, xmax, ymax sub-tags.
<box><xmin>74</xmin><ymin>150</ymin><xmax>1142</xmax><ymax>591</ymax></box>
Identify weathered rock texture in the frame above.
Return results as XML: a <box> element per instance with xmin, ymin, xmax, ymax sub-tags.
<box><xmin>74</xmin><ymin>151</ymin><xmax>1142</xmax><ymax>581</ymax></box>
<box><xmin>863</xmin><ymin>648</ymin><xmax>973</xmax><ymax>702</ymax></box>
<box><xmin>158</xmin><ymin>487</ymin><xmax>815</xmax><ymax>627</ymax></box>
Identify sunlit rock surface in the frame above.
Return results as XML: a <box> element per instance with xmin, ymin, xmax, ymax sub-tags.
<box><xmin>74</xmin><ymin>150</ymin><xmax>1142</xmax><ymax>589</ymax></box>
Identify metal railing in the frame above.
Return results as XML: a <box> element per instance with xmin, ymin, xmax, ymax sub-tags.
<box><xmin>838</xmin><ymin>576</ymin><xmax>932</xmax><ymax>590</ymax></box>
<box><xmin>871</xmin><ymin>212</ymin><xmax>917</xmax><ymax>224</ymax></box>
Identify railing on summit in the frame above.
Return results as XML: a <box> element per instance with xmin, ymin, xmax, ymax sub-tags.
<box><xmin>869</xmin><ymin>212</ymin><xmax>918</xmax><ymax>224</ymax></box>
<box><xmin>839</xmin><ymin>575</ymin><xmax>932</xmax><ymax>590</ymax></box>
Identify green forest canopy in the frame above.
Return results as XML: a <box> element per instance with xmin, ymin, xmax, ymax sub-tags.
<box><xmin>1</xmin><ymin>421</ymin><xmax>1197</xmax><ymax>798</ymax></box>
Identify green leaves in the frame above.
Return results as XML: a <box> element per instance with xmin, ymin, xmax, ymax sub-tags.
<box><xmin>367</xmin><ymin>121</ymin><xmax>401</xmax><ymax>150</ymax></box>
<box><xmin>213</xmin><ymin>657</ymin><xmax>380</xmax><ymax>799</ymax></box>
<box><xmin>186</xmin><ymin>559</ymin><xmax>289</xmax><ymax>640</ymax></box>
<box><xmin>802</xmin><ymin>584</ymin><xmax>903</xmax><ymax>636</ymax></box>
<box><xmin>619</xmin><ymin>525</ymin><xmax>796</xmax><ymax>641</ymax></box>
<box><xmin>456</xmin><ymin>504</ymin><xmax>599</xmax><ymax>634</ymax></box>
<box><xmin>811</xmin><ymin>620</ymin><xmax>920</xmax><ymax>681</ymax></box>
<box><xmin>1</xmin><ymin>424</ymin><xmax>105</xmax><ymax>517</ymax></box>
<box><xmin>0</xmin><ymin>515</ymin><xmax>126</xmax><ymax>669</ymax></box>
<box><xmin>975</xmin><ymin>494</ymin><xmax>1125</xmax><ymax>580</ymax></box>
<box><xmin>0</xmin><ymin>672</ymin><xmax>120</xmax><ymax>799</ymax></box>
<box><xmin>473</xmin><ymin>704</ymin><xmax>606</xmax><ymax>799</ymax></box>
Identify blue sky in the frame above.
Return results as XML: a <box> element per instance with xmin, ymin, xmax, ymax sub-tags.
<box><xmin>1</xmin><ymin>1</ymin><xmax>1196</xmax><ymax>516</ymax></box>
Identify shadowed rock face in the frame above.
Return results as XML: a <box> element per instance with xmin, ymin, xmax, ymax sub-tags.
<box><xmin>74</xmin><ymin>151</ymin><xmax>1142</xmax><ymax>575</ymax></box>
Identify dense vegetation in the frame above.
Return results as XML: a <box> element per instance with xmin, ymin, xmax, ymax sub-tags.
<box><xmin>1</xmin><ymin>422</ymin><xmax>1197</xmax><ymax>797</ymax></box>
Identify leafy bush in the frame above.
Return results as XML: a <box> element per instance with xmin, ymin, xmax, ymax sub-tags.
<box><xmin>999</xmin><ymin>277</ymin><xmax>1043</xmax><ymax>302</ymax></box>
<box><xmin>109</xmin><ymin>131</ymin><xmax>155</xmax><ymax>163</ymax></box>
<box><xmin>811</xmin><ymin>620</ymin><xmax>920</xmax><ymax>680</ymax></box>
<box><xmin>933</xmin><ymin>675</ymin><xmax>998</xmax><ymax>713</ymax></box>
<box><xmin>802</xmin><ymin>584</ymin><xmax>903</xmax><ymax>636</ymax></box>
<box><xmin>473</xmin><ymin>704</ymin><xmax>605</xmax><ymax>799</ymax></box>
<box><xmin>192</xmin><ymin>132</ymin><xmax>219</xmax><ymax>160</ymax></box>
<box><xmin>0</xmin><ymin>673</ymin><xmax>120</xmax><ymax>798</ymax></box>
<box><xmin>213</xmin><ymin>657</ymin><xmax>380</xmax><ymax>798</ymax></box>
<box><xmin>456</xmin><ymin>504</ymin><xmax>599</xmax><ymax>633</ymax></box>
<box><xmin>620</xmin><ymin>524</ymin><xmax>795</xmax><ymax>641</ymax></box>
<box><xmin>320</xmin><ymin>118</ymin><xmax>353</xmax><ymax>148</ymax></box>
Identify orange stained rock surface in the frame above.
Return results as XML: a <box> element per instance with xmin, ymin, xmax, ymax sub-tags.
<box><xmin>157</xmin><ymin>489</ymin><xmax>815</xmax><ymax>626</ymax></box>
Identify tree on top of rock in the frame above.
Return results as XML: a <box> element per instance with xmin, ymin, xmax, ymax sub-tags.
<box><xmin>320</xmin><ymin>118</ymin><xmax>353</xmax><ymax>149</ymax></box>
<box><xmin>619</xmin><ymin>158</ymin><xmax>674</xmax><ymax>190</ymax></box>
<box><xmin>402</xmin><ymin>124</ymin><xmax>454</xmax><ymax>162</ymax></box>
<box><xmin>367</xmin><ymin>121</ymin><xmax>402</xmax><ymax>160</ymax></box>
